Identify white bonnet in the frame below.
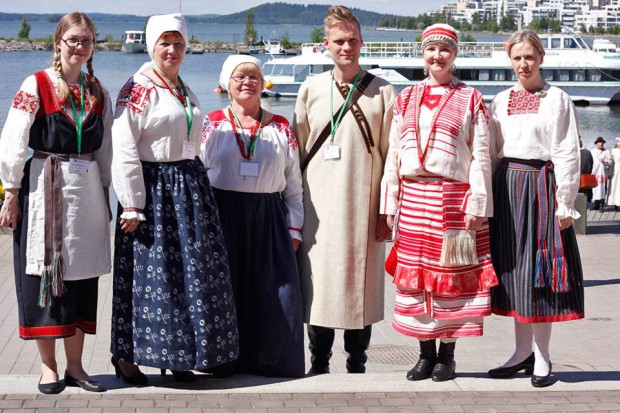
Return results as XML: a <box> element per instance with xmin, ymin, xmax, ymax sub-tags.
<box><xmin>145</xmin><ymin>13</ymin><xmax>189</xmax><ymax>58</ymax></box>
<box><xmin>219</xmin><ymin>55</ymin><xmax>263</xmax><ymax>89</ymax></box>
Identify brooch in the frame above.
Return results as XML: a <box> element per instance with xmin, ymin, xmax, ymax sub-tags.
<box><xmin>534</xmin><ymin>89</ymin><xmax>547</xmax><ymax>99</ymax></box>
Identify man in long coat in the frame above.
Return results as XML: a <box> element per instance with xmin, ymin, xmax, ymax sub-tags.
<box><xmin>293</xmin><ymin>5</ymin><xmax>396</xmax><ymax>374</ymax></box>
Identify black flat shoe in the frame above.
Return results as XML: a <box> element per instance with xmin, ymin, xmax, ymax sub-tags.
<box><xmin>111</xmin><ymin>357</ymin><xmax>148</xmax><ymax>386</ymax></box>
<box><xmin>64</xmin><ymin>371</ymin><xmax>106</xmax><ymax>392</ymax></box>
<box><xmin>488</xmin><ymin>353</ymin><xmax>535</xmax><ymax>378</ymax></box>
<box><xmin>531</xmin><ymin>361</ymin><xmax>554</xmax><ymax>388</ymax></box>
<box><xmin>38</xmin><ymin>375</ymin><xmax>61</xmax><ymax>394</ymax></box>
<box><xmin>161</xmin><ymin>369</ymin><xmax>196</xmax><ymax>383</ymax></box>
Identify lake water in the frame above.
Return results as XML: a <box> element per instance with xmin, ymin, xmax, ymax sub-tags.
<box><xmin>1</xmin><ymin>49</ymin><xmax>619</xmax><ymax>147</ymax></box>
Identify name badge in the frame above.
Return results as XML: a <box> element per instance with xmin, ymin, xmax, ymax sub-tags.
<box><xmin>240</xmin><ymin>161</ymin><xmax>259</xmax><ymax>177</ymax></box>
<box><xmin>324</xmin><ymin>144</ymin><xmax>341</xmax><ymax>160</ymax></box>
<box><xmin>69</xmin><ymin>157</ymin><xmax>89</xmax><ymax>174</ymax></box>
<box><xmin>182</xmin><ymin>141</ymin><xmax>196</xmax><ymax>159</ymax></box>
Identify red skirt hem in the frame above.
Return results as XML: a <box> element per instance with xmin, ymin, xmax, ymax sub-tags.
<box><xmin>19</xmin><ymin>318</ymin><xmax>97</xmax><ymax>340</ymax></box>
<box><xmin>491</xmin><ymin>308</ymin><xmax>584</xmax><ymax>323</ymax></box>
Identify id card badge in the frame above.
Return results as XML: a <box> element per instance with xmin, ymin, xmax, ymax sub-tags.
<box><xmin>182</xmin><ymin>141</ymin><xmax>196</xmax><ymax>159</ymax></box>
<box><xmin>240</xmin><ymin>161</ymin><xmax>259</xmax><ymax>177</ymax></box>
<box><xmin>69</xmin><ymin>156</ymin><xmax>89</xmax><ymax>174</ymax></box>
<box><xmin>323</xmin><ymin>144</ymin><xmax>341</xmax><ymax>160</ymax></box>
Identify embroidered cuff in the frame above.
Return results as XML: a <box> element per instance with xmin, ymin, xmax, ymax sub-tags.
<box><xmin>289</xmin><ymin>228</ymin><xmax>302</xmax><ymax>241</ymax></box>
<box><xmin>120</xmin><ymin>211</ymin><xmax>147</xmax><ymax>221</ymax></box>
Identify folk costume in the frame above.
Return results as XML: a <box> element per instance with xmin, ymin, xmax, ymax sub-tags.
<box><xmin>201</xmin><ymin>104</ymin><xmax>305</xmax><ymax>377</ymax></box>
<box><xmin>489</xmin><ymin>85</ymin><xmax>584</xmax><ymax>323</ymax></box>
<box><xmin>607</xmin><ymin>141</ymin><xmax>620</xmax><ymax>207</ymax></box>
<box><xmin>110</xmin><ymin>13</ymin><xmax>238</xmax><ymax>372</ymax></box>
<box><xmin>0</xmin><ymin>68</ymin><xmax>112</xmax><ymax>339</ymax></box>
<box><xmin>380</xmin><ymin>78</ymin><xmax>497</xmax><ymax>340</ymax></box>
<box><xmin>294</xmin><ymin>69</ymin><xmax>396</xmax><ymax>372</ymax></box>
<box><xmin>590</xmin><ymin>139</ymin><xmax>613</xmax><ymax>208</ymax></box>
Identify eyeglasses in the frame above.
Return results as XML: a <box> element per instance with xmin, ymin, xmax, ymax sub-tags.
<box><xmin>61</xmin><ymin>38</ymin><xmax>94</xmax><ymax>49</ymax></box>
<box><xmin>231</xmin><ymin>74</ymin><xmax>261</xmax><ymax>84</ymax></box>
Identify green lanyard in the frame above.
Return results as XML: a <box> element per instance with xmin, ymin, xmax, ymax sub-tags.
<box><xmin>329</xmin><ymin>68</ymin><xmax>362</xmax><ymax>143</ymax></box>
<box><xmin>153</xmin><ymin>66</ymin><xmax>193</xmax><ymax>139</ymax></box>
<box><xmin>229</xmin><ymin>105</ymin><xmax>264</xmax><ymax>160</ymax></box>
<box><xmin>68</xmin><ymin>72</ymin><xmax>85</xmax><ymax>153</ymax></box>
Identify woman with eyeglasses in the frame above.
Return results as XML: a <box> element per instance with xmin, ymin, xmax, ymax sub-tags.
<box><xmin>0</xmin><ymin>12</ymin><xmax>112</xmax><ymax>393</ymax></box>
<box><xmin>110</xmin><ymin>13</ymin><xmax>238</xmax><ymax>385</ymax></box>
<box><xmin>199</xmin><ymin>55</ymin><xmax>305</xmax><ymax>377</ymax></box>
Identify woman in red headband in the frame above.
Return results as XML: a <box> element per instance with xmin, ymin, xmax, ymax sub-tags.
<box><xmin>380</xmin><ymin>23</ymin><xmax>497</xmax><ymax>382</ymax></box>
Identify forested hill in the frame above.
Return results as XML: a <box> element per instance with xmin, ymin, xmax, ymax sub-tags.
<box><xmin>0</xmin><ymin>3</ymin><xmax>401</xmax><ymax>25</ymax></box>
<box><xmin>193</xmin><ymin>3</ymin><xmax>400</xmax><ymax>25</ymax></box>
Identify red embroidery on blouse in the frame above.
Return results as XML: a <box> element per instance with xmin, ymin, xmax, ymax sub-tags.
<box><xmin>12</xmin><ymin>90</ymin><xmax>39</xmax><ymax>114</ymax></box>
<box><xmin>67</xmin><ymin>84</ymin><xmax>93</xmax><ymax>112</ymax></box>
<box><xmin>507</xmin><ymin>89</ymin><xmax>540</xmax><ymax>115</ymax></box>
<box><xmin>116</xmin><ymin>80</ymin><xmax>148</xmax><ymax>113</ymax></box>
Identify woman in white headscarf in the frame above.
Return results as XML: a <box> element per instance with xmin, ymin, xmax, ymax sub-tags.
<box><xmin>110</xmin><ymin>13</ymin><xmax>238</xmax><ymax>385</ymax></box>
<box><xmin>199</xmin><ymin>55</ymin><xmax>304</xmax><ymax>377</ymax></box>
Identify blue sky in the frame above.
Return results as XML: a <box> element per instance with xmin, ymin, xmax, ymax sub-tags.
<box><xmin>3</xmin><ymin>0</ymin><xmax>448</xmax><ymax>17</ymax></box>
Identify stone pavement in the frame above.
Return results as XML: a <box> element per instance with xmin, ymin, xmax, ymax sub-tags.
<box><xmin>0</xmin><ymin>213</ymin><xmax>619</xmax><ymax>412</ymax></box>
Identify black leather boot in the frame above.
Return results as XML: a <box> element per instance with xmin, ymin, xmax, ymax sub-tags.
<box><xmin>406</xmin><ymin>339</ymin><xmax>437</xmax><ymax>381</ymax></box>
<box><xmin>432</xmin><ymin>341</ymin><xmax>456</xmax><ymax>382</ymax></box>
<box><xmin>344</xmin><ymin>326</ymin><xmax>372</xmax><ymax>373</ymax></box>
<box><xmin>308</xmin><ymin>325</ymin><xmax>334</xmax><ymax>374</ymax></box>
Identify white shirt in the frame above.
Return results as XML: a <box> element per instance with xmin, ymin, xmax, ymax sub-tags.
<box><xmin>490</xmin><ymin>85</ymin><xmax>581</xmax><ymax>219</ymax></box>
<box><xmin>201</xmin><ymin>109</ymin><xmax>303</xmax><ymax>240</ymax></box>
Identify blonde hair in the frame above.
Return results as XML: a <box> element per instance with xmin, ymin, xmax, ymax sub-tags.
<box><xmin>53</xmin><ymin>12</ymin><xmax>101</xmax><ymax>105</ymax></box>
<box><xmin>505</xmin><ymin>29</ymin><xmax>545</xmax><ymax>58</ymax></box>
<box><xmin>324</xmin><ymin>5</ymin><xmax>361</xmax><ymax>36</ymax></box>
<box><xmin>229</xmin><ymin>62</ymin><xmax>264</xmax><ymax>103</ymax></box>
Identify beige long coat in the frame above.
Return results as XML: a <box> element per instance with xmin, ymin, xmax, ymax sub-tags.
<box><xmin>293</xmin><ymin>71</ymin><xmax>396</xmax><ymax>329</ymax></box>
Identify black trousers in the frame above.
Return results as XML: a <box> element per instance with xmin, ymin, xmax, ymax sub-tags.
<box><xmin>307</xmin><ymin>324</ymin><xmax>372</xmax><ymax>372</ymax></box>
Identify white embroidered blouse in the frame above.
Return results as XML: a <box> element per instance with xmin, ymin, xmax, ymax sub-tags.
<box><xmin>380</xmin><ymin>78</ymin><xmax>493</xmax><ymax>218</ymax></box>
<box><xmin>200</xmin><ymin>109</ymin><xmax>303</xmax><ymax>240</ymax></box>
<box><xmin>111</xmin><ymin>72</ymin><xmax>202</xmax><ymax>213</ymax></box>
<box><xmin>490</xmin><ymin>85</ymin><xmax>581</xmax><ymax>219</ymax></box>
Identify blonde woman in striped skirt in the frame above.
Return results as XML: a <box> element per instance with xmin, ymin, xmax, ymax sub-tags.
<box><xmin>380</xmin><ymin>24</ymin><xmax>497</xmax><ymax>382</ymax></box>
<box><xmin>488</xmin><ymin>30</ymin><xmax>584</xmax><ymax>388</ymax></box>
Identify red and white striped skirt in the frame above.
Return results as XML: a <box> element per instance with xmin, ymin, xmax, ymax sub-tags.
<box><xmin>392</xmin><ymin>177</ymin><xmax>497</xmax><ymax>339</ymax></box>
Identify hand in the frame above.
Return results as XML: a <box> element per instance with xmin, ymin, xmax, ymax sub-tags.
<box><xmin>120</xmin><ymin>217</ymin><xmax>141</xmax><ymax>234</ymax></box>
<box><xmin>0</xmin><ymin>189</ymin><xmax>20</xmax><ymax>230</ymax></box>
<box><xmin>464</xmin><ymin>214</ymin><xmax>484</xmax><ymax>231</ymax></box>
<box><xmin>292</xmin><ymin>238</ymin><xmax>300</xmax><ymax>251</ymax></box>
<box><xmin>559</xmin><ymin>216</ymin><xmax>573</xmax><ymax>230</ymax></box>
<box><xmin>375</xmin><ymin>214</ymin><xmax>392</xmax><ymax>242</ymax></box>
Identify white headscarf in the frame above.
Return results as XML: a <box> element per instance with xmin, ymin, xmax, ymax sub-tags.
<box><xmin>145</xmin><ymin>13</ymin><xmax>189</xmax><ymax>58</ymax></box>
<box><xmin>219</xmin><ymin>55</ymin><xmax>263</xmax><ymax>90</ymax></box>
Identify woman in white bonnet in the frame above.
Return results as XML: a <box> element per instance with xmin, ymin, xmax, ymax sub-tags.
<box><xmin>110</xmin><ymin>13</ymin><xmax>238</xmax><ymax>385</ymax></box>
<box><xmin>200</xmin><ymin>55</ymin><xmax>305</xmax><ymax>377</ymax></box>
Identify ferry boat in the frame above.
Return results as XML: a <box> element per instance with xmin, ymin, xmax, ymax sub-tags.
<box><xmin>121</xmin><ymin>30</ymin><xmax>146</xmax><ymax>53</ymax></box>
<box><xmin>262</xmin><ymin>34</ymin><xmax>620</xmax><ymax>105</ymax></box>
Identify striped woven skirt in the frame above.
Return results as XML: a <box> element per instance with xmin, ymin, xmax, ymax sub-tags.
<box><xmin>489</xmin><ymin>158</ymin><xmax>585</xmax><ymax>323</ymax></box>
<box><xmin>392</xmin><ymin>177</ymin><xmax>498</xmax><ymax>339</ymax></box>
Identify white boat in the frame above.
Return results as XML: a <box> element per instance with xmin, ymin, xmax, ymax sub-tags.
<box><xmin>121</xmin><ymin>30</ymin><xmax>146</xmax><ymax>54</ymax></box>
<box><xmin>592</xmin><ymin>38</ymin><xmax>620</xmax><ymax>57</ymax></box>
<box><xmin>262</xmin><ymin>34</ymin><xmax>620</xmax><ymax>105</ymax></box>
<box><xmin>264</xmin><ymin>38</ymin><xmax>285</xmax><ymax>55</ymax></box>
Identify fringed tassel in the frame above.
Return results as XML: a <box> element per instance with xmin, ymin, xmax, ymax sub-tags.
<box><xmin>38</xmin><ymin>252</ymin><xmax>66</xmax><ymax>308</ymax></box>
<box><xmin>439</xmin><ymin>230</ymin><xmax>478</xmax><ymax>267</ymax></box>
<box><xmin>534</xmin><ymin>247</ymin><xmax>552</xmax><ymax>288</ymax></box>
<box><xmin>551</xmin><ymin>255</ymin><xmax>569</xmax><ymax>293</ymax></box>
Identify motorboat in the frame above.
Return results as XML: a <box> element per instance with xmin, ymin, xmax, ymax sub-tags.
<box><xmin>264</xmin><ymin>38</ymin><xmax>285</xmax><ymax>55</ymax></box>
<box><xmin>262</xmin><ymin>33</ymin><xmax>620</xmax><ymax>105</ymax></box>
<box><xmin>121</xmin><ymin>30</ymin><xmax>146</xmax><ymax>54</ymax></box>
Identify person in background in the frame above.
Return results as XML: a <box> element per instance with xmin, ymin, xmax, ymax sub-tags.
<box><xmin>200</xmin><ymin>55</ymin><xmax>305</xmax><ymax>378</ymax></box>
<box><xmin>0</xmin><ymin>12</ymin><xmax>112</xmax><ymax>394</ymax></box>
<box><xmin>606</xmin><ymin>137</ymin><xmax>620</xmax><ymax>210</ymax></box>
<box><xmin>590</xmin><ymin>137</ymin><xmax>612</xmax><ymax>210</ymax></box>
<box><xmin>578</xmin><ymin>137</ymin><xmax>594</xmax><ymax>203</ymax></box>
<box><xmin>380</xmin><ymin>23</ymin><xmax>497</xmax><ymax>382</ymax></box>
<box><xmin>293</xmin><ymin>5</ymin><xmax>396</xmax><ymax>375</ymax></box>
<box><xmin>110</xmin><ymin>13</ymin><xmax>238</xmax><ymax>385</ymax></box>
<box><xmin>488</xmin><ymin>29</ymin><xmax>584</xmax><ymax>388</ymax></box>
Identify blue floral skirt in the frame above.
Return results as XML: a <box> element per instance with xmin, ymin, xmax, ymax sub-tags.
<box><xmin>111</xmin><ymin>158</ymin><xmax>239</xmax><ymax>370</ymax></box>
